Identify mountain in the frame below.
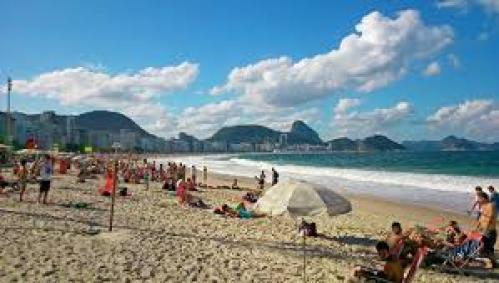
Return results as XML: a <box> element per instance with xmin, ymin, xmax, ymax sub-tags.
<box><xmin>76</xmin><ymin>110</ymin><xmax>151</xmax><ymax>137</ymax></box>
<box><xmin>359</xmin><ymin>135</ymin><xmax>405</xmax><ymax>151</ymax></box>
<box><xmin>178</xmin><ymin>132</ymin><xmax>199</xmax><ymax>143</ymax></box>
<box><xmin>402</xmin><ymin>136</ymin><xmax>498</xmax><ymax>151</ymax></box>
<box><xmin>327</xmin><ymin>135</ymin><xmax>405</xmax><ymax>151</ymax></box>
<box><xmin>327</xmin><ymin>137</ymin><xmax>357</xmax><ymax>151</ymax></box>
<box><xmin>288</xmin><ymin>120</ymin><xmax>323</xmax><ymax>144</ymax></box>
<box><xmin>208</xmin><ymin>125</ymin><xmax>280</xmax><ymax>144</ymax></box>
<box><xmin>208</xmin><ymin>120</ymin><xmax>323</xmax><ymax>145</ymax></box>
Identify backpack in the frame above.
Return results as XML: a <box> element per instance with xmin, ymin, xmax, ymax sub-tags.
<box><xmin>298</xmin><ymin>220</ymin><xmax>318</xmax><ymax>237</ymax></box>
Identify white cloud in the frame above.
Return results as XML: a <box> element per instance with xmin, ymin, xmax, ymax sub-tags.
<box><xmin>423</xmin><ymin>61</ymin><xmax>442</xmax><ymax>76</ymax></box>
<box><xmin>4</xmin><ymin>62</ymin><xmax>199</xmax><ymax>137</ymax></box>
<box><xmin>10</xmin><ymin>62</ymin><xmax>198</xmax><ymax>107</ymax></box>
<box><xmin>334</xmin><ymin>98</ymin><xmax>361</xmax><ymax>114</ymax></box>
<box><xmin>436</xmin><ymin>0</ymin><xmax>469</xmax><ymax>9</ymax></box>
<box><xmin>331</xmin><ymin>100</ymin><xmax>412</xmax><ymax>138</ymax></box>
<box><xmin>437</xmin><ymin>0</ymin><xmax>499</xmax><ymax>14</ymax></box>
<box><xmin>479</xmin><ymin>0</ymin><xmax>499</xmax><ymax>13</ymax></box>
<box><xmin>447</xmin><ymin>54</ymin><xmax>461</xmax><ymax>69</ymax></box>
<box><xmin>427</xmin><ymin>99</ymin><xmax>499</xmax><ymax>140</ymax></box>
<box><xmin>211</xmin><ymin>10</ymin><xmax>453</xmax><ymax>107</ymax></box>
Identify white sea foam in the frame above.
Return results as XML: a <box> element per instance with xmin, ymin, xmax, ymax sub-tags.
<box><xmin>154</xmin><ymin>154</ymin><xmax>498</xmax><ymax>213</ymax></box>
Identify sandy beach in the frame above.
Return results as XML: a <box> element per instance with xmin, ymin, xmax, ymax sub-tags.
<box><xmin>0</xmin><ymin>166</ymin><xmax>497</xmax><ymax>283</ymax></box>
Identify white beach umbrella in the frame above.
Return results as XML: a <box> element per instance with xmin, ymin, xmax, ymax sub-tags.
<box><xmin>255</xmin><ymin>179</ymin><xmax>352</xmax><ymax>217</ymax></box>
<box><xmin>256</xmin><ymin>179</ymin><xmax>352</xmax><ymax>282</ymax></box>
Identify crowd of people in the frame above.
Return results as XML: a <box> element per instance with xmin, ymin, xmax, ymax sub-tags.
<box><xmin>352</xmin><ymin>185</ymin><xmax>498</xmax><ymax>282</ymax></box>
<box><xmin>2</xmin><ymin>154</ymin><xmax>496</xmax><ymax>282</ymax></box>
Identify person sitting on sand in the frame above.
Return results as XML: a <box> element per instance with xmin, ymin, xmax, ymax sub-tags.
<box><xmin>444</xmin><ymin>220</ymin><xmax>467</xmax><ymax>247</ymax></box>
<box><xmin>186</xmin><ymin>178</ymin><xmax>197</xmax><ymax>191</ymax></box>
<box><xmin>386</xmin><ymin>222</ymin><xmax>417</xmax><ymax>264</ymax></box>
<box><xmin>0</xmin><ymin>173</ymin><xmax>7</xmax><ymax>195</ymax></box>
<box><xmin>352</xmin><ymin>241</ymin><xmax>404</xmax><ymax>283</ymax></box>
<box><xmin>77</xmin><ymin>166</ymin><xmax>86</xmax><ymax>183</ymax></box>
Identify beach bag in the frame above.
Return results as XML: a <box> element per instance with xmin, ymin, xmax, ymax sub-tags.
<box><xmin>119</xmin><ymin>187</ymin><xmax>128</xmax><ymax>196</ymax></box>
<box><xmin>298</xmin><ymin>220</ymin><xmax>317</xmax><ymax>237</ymax></box>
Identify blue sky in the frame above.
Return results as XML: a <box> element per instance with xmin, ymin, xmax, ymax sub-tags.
<box><xmin>0</xmin><ymin>0</ymin><xmax>498</xmax><ymax>141</ymax></box>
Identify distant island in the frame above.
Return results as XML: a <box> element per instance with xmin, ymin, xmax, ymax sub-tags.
<box><xmin>0</xmin><ymin>110</ymin><xmax>497</xmax><ymax>153</ymax></box>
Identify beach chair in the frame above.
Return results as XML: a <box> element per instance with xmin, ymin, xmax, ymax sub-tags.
<box><xmin>366</xmin><ymin>246</ymin><xmax>428</xmax><ymax>283</ymax></box>
<box><xmin>390</xmin><ymin>239</ymin><xmax>405</xmax><ymax>260</ymax></box>
<box><xmin>438</xmin><ymin>231</ymin><xmax>485</xmax><ymax>275</ymax></box>
<box><xmin>404</xmin><ymin>246</ymin><xmax>428</xmax><ymax>283</ymax></box>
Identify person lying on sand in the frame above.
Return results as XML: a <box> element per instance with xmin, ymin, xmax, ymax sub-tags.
<box><xmin>351</xmin><ymin>241</ymin><xmax>404</xmax><ymax>283</ymax></box>
<box><xmin>214</xmin><ymin>202</ymin><xmax>266</xmax><ymax>219</ymax></box>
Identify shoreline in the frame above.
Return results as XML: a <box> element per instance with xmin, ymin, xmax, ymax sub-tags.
<box><xmin>203</xmin><ymin>170</ymin><xmax>487</xmax><ymax>233</ymax></box>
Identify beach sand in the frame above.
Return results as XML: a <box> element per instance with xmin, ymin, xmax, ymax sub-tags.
<box><xmin>0</xmin><ymin>167</ymin><xmax>497</xmax><ymax>282</ymax></box>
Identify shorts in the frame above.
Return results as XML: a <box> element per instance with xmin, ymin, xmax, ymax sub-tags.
<box><xmin>39</xmin><ymin>180</ymin><xmax>51</xmax><ymax>193</ymax></box>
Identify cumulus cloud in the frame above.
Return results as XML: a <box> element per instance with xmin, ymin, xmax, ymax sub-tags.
<box><xmin>211</xmin><ymin>10</ymin><xmax>453</xmax><ymax>107</ymax></box>
<box><xmin>3</xmin><ymin>62</ymin><xmax>199</xmax><ymax>137</ymax></box>
<box><xmin>423</xmin><ymin>62</ymin><xmax>442</xmax><ymax>76</ymax></box>
<box><xmin>10</xmin><ymin>62</ymin><xmax>198</xmax><ymax>106</ymax></box>
<box><xmin>427</xmin><ymin>99</ymin><xmax>499</xmax><ymax>140</ymax></box>
<box><xmin>331</xmin><ymin>100</ymin><xmax>412</xmax><ymax>138</ymax></box>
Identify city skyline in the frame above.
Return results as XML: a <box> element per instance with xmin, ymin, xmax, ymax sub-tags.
<box><xmin>1</xmin><ymin>1</ymin><xmax>498</xmax><ymax>142</ymax></box>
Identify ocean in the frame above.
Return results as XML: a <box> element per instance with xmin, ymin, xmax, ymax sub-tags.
<box><xmin>157</xmin><ymin>151</ymin><xmax>499</xmax><ymax>214</ymax></box>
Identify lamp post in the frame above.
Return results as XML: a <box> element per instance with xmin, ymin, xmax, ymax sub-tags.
<box><xmin>5</xmin><ymin>77</ymin><xmax>12</xmax><ymax>146</ymax></box>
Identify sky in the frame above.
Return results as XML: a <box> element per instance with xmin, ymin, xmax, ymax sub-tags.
<box><xmin>0</xmin><ymin>0</ymin><xmax>498</xmax><ymax>142</ymax></box>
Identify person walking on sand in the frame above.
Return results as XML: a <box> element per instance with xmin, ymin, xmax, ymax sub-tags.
<box><xmin>144</xmin><ymin>167</ymin><xmax>150</xmax><ymax>191</ymax></box>
<box><xmin>203</xmin><ymin>166</ymin><xmax>208</xmax><ymax>186</ymax></box>
<box><xmin>488</xmin><ymin>186</ymin><xmax>499</xmax><ymax>213</ymax></box>
<box><xmin>271</xmin><ymin>167</ymin><xmax>279</xmax><ymax>186</ymax></box>
<box><xmin>191</xmin><ymin>165</ymin><xmax>197</xmax><ymax>185</ymax></box>
<box><xmin>257</xmin><ymin>170</ymin><xmax>266</xmax><ymax>190</ymax></box>
<box><xmin>17</xmin><ymin>159</ymin><xmax>28</xmax><ymax>202</ymax></box>
<box><xmin>38</xmin><ymin>155</ymin><xmax>53</xmax><ymax>205</ymax></box>
<box><xmin>469</xmin><ymin>186</ymin><xmax>483</xmax><ymax>220</ymax></box>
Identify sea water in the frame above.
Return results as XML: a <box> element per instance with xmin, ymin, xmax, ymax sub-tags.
<box><xmin>156</xmin><ymin>151</ymin><xmax>499</xmax><ymax>214</ymax></box>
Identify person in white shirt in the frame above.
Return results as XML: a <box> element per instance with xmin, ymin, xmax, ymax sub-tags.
<box><xmin>38</xmin><ymin>155</ymin><xmax>53</xmax><ymax>204</ymax></box>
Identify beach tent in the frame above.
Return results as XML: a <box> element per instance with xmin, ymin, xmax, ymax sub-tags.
<box><xmin>255</xmin><ymin>179</ymin><xmax>352</xmax><ymax>216</ymax></box>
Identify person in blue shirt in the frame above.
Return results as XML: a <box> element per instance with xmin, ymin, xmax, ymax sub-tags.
<box><xmin>488</xmin><ymin>186</ymin><xmax>499</xmax><ymax>213</ymax></box>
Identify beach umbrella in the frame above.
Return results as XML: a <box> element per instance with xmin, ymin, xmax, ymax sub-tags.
<box><xmin>255</xmin><ymin>179</ymin><xmax>352</xmax><ymax>216</ymax></box>
<box><xmin>256</xmin><ymin>179</ymin><xmax>352</xmax><ymax>282</ymax></box>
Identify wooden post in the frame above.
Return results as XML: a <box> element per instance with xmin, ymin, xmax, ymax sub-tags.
<box><xmin>303</xmin><ymin>234</ymin><xmax>306</xmax><ymax>283</ymax></box>
<box><xmin>109</xmin><ymin>160</ymin><xmax>118</xmax><ymax>231</ymax></box>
